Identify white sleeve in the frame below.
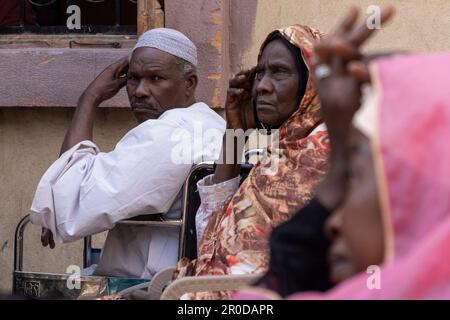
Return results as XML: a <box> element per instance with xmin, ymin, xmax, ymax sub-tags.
<box><xmin>30</xmin><ymin>119</ymin><xmax>192</xmax><ymax>243</ymax></box>
<box><xmin>195</xmin><ymin>174</ymin><xmax>241</xmax><ymax>249</ymax></box>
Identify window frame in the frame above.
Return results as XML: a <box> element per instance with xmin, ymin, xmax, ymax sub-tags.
<box><xmin>0</xmin><ymin>0</ymin><xmax>164</xmax><ymax>109</ymax></box>
<box><xmin>0</xmin><ymin>0</ymin><xmax>164</xmax><ymax>42</ymax></box>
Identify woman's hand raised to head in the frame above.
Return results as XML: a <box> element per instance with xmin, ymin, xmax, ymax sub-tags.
<box><xmin>225</xmin><ymin>68</ymin><xmax>257</xmax><ymax>130</ymax></box>
<box><xmin>212</xmin><ymin>68</ymin><xmax>256</xmax><ymax>185</ymax></box>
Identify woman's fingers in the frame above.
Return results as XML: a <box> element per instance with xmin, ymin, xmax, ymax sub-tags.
<box><xmin>233</xmin><ymin>68</ymin><xmax>254</xmax><ymax>80</ymax></box>
<box><xmin>330</xmin><ymin>51</ymin><xmax>345</xmax><ymax>75</ymax></box>
<box><xmin>331</xmin><ymin>38</ymin><xmax>362</xmax><ymax>61</ymax></box>
<box><xmin>314</xmin><ymin>38</ymin><xmax>358</xmax><ymax>69</ymax></box>
<box><xmin>229</xmin><ymin>68</ymin><xmax>255</xmax><ymax>90</ymax></box>
<box><xmin>247</xmin><ymin>66</ymin><xmax>257</xmax><ymax>84</ymax></box>
<box><xmin>333</xmin><ymin>6</ymin><xmax>360</xmax><ymax>37</ymax></box>
<box><xmin>226</xmin><ymin>88</ymin><xmax>244</xmax><ymax>105</ymax></box>
<box><xmin>225</xmin><ymin>87</ymin><xmax>249</xmax><ymax>130</ymax></box>
<box><xmin>315</xmin><ymin>6</ymin><xmax>394</xmax><ymax>67</ymax></box>
<box><xmin>348</xmin><ymin>6</ymin><xmax>395</xmax><ymax>47</ymax></box>
<box><xmin>348</xmin><ymin>61</ymin><xmax>371</xmax><ymax>83</ymax></box>
<box><xmin>313</xmin><ymin>39</ymin><xmax>334</xmax><ymax>65</ymax></box>
<box><xmin>229</xmin><ymin>75</ymin><xmax>245</xmax><ymax>88</ymax></box>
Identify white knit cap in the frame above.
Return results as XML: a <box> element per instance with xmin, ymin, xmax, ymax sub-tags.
<box><xmin>130</xmin><ymin>28</ymin><xmax>198</xmax><ymax>66</ymax></box>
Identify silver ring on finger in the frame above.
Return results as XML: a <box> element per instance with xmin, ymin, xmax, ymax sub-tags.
<box><xmin>314</xmin><ymin>64</ymin><xmax>332</xmax><ymax>80</ymax></box>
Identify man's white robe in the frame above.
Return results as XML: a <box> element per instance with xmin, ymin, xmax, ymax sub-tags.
<box><xmin>29</xmin><ymin>102</ymin><xmax>225</xmax><ymax>278</ymax></box>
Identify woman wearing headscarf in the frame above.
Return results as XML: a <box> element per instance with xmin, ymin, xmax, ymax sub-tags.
<box><xmin>174</xmin><ymin>25</ymin><xmax>330</xmax><ymax>299</ymax></box>
<box><xmin>315</xmin><ymin>50</ymin><xmax>450</xmax><ymax>299</ymax></box>
<box><xmin>237</xmin><ymin>6</ymin><xmax>450</xmax><ymax>300</ymax></box>
<box><xmin>240</xmin><ymin>50</ymin><xmax>450</xmax><ymax>300</ymax></box>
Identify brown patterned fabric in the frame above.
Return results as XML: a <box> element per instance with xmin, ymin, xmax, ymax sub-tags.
<box><xmin>175</xmin><ymin>25</ymin><xmax>330</xmax><ymax>299</ymax></box>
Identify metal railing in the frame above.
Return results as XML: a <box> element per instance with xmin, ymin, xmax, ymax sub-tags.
<box><xmin>1</xmin><ymin>0</ymin><xmax>137</xmax><ymax>34</ymax></box>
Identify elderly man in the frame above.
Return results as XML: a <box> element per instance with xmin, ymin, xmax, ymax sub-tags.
<box><xmin>29</xmin><ymin>28</ymin><xmax>225</xmax><ymax>280</ymax></box>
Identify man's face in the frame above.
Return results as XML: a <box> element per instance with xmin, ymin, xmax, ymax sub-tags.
<box><xmin>325</xmin><ymin>129</ymin><xmax>385</xmax><ymax>285</ymax></box>
<box><xmin>126</xmin><ymin>47</ymin><xmax>191</xmax><ymax>123</ymax></box>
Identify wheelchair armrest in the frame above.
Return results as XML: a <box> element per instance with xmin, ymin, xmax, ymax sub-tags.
<box><xmin>125</xmin><ymin>214</ymin><xmax>164</xmax><ymax>222</ymax></box>
<box><xmin>160</xmin><ymin>273</ymin><xmax>263</xmax><ymax>300</ymax></box>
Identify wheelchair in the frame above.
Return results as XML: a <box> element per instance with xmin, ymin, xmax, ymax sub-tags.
<box><xmin>13</xmin><ymin>149</ymin><xmax>263</xmax><ymax>300</ymax></box>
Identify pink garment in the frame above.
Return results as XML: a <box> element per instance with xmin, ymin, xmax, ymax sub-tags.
<box><xmin>235</xmin><ymin>52</ymin><xmax>450</xmax><ymax>300</ymax></box>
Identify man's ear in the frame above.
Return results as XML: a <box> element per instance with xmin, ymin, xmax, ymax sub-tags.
<box><xmin>185</xmin><ymin>73</ymin><xmax>198</xmax><ymax>98</ymax></box>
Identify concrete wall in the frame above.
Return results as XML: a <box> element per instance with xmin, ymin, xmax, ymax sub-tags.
<box><xmin>0</xmin><ymin>108</ymin><xmax>135</xmax><ymax>293</ymax></box>
<box><xmin>2</xmin><ymin>0</ymin><xmax>450</xmax><ymax>294</ymax></box>
<box><xmin>0</xmin><ymin>48</ymin><xmax>131</xmax><ymax>107</ymax></box>
<box><xmin>233</xmin><ymin>0</ymin><xmax>450</xmax><ymax>71</ymax></box>
<box><xmin>165</xmin><ymin>0</ymin><xmax>232</xmax><ymax>109</ymax></box>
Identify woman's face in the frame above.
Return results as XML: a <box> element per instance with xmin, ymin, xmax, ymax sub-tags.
<box><xmin>325</xmin><ymin>129</ymin><xmax>385</xmax><ymax>285</ymax></box>
<box><xmin>252</xmin><ymin>39</ymin><xmax>301</xmax><ymax>128</ymax></box>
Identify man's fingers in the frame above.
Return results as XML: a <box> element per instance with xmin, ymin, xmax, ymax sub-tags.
<box><xmin>41</xmin><ymin>228</ymin><xmax>56</xmax><ymax>249</ymax></box>
<box><xmin>348</xmin><ymin>61</ymin><xmax>371</xmax><ymax>83</ymax></box>
<box><xmin>41</xmin><ymin>228</ymin><xmax>47</xmax><ymax>246</ymax></box>
<box><xmin>115</xmin><ymin>57</ymin><xmax>130</xmax><ymax>78</ymax></box>
<box><xmin>117</xmin><ymin>76</ymin><xmax>128</xmax><ymax>88</ymax></box>
<box><xmin>227</xmin><ymin>88</ymin><xmax>244</xmax><ymax>103</ymax></box>
<box><xmin>348</xmin><ymin>6</ymin><xmax>395</xmax><ymax>46</ymax></box>
<box><xmin>41</xmin><ymin>236</ymin><xmax>48</xmax><ymax>247</ymax></box>
<box><xmin>49</xmin><ymin>232</ymin><xmax>55</xmax><ymax>249</ymax></box>
<box><xmin>118</xmin><ymin>63</ymin><xmax>129</xmax><ymax>79</ymax></box>
<box><xmin>41</xmin><ymin>228</ymin><xmax>50</xmax><ymax>247</ymax></box>
<box><xmin>333</xmin><ymin>6</ymin><xmax>360</xmax><ymax>36</ymax></box>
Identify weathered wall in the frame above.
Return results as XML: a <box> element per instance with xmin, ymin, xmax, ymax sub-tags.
<box><xmin>165</xmin><ymin>0</ymin><xmax>232</xmax><ymax>110</ymax></box>
<box><xmin>234</xmin><ymin>0</ymin><xmax>450</xmax><ymax>70</ymax></box>
<box><xmin>2</xmin><ymin>0</ymin><xmax>450</xmax><ymax>294</ymax></box>
<box><xmin>0</xmin><ymin>109</ymin><xmax>135</xmax><ymax>292</ymax></box>
<box><xmin>0</xmin><ymin>48</ymin><xmax>131</xmax><ymax>107</ymax></box>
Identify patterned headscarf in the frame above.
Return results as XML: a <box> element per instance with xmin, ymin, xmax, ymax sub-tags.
<box><xmin>176</xmin><ymin>25</ymin><xmax>329</xmax><ymax>299</ymax></box>
<box><xmin>237</xmin><ymin>51</ymin><xmax>450</xmax><ymax>301</ymax></box>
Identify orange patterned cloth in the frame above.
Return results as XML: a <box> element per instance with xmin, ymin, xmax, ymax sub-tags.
<box><xmin>174</xmin><ymin>25</ymin><xmax>330</xmax><ymax>299</ymax></box>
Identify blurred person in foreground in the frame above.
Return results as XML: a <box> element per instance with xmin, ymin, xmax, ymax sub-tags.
<box><xmin>236</xmin><ymin>6</ymin><xmax>450</xmax><ymax>300</ymax></box>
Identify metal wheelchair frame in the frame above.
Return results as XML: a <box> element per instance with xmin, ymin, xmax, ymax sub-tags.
<box><xmin>13</xmin><ymin>149</ymin><xmax>264</xmax><ymax>299</ymax></box>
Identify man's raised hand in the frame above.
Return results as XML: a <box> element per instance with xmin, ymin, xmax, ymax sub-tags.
<box><xmin>83</xmin><ymin>56</ymin><xmax>129</xmax><ymax>106</ymax></box>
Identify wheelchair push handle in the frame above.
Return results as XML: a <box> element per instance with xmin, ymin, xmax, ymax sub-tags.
<box><xmin>14</xmin><ymin>214</ymin><xmax>30</xmax><ymax>273</ymax></box>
